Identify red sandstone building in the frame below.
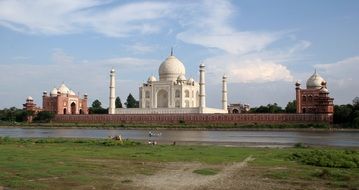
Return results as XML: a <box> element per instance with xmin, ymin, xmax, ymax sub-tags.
<box><xmin>22</xmin><ymin>96</ymin><xmax>42</xmax><ymax>122</ymax></box>
<box><xmin>295</xmin><ymin>71</ymin><xmax>334</xmax><ymax>114</ymax></box>
<box><xmin>42</xmin><ymin>83</ymin><xmax>89</xmax><ymax>115</ymax></box>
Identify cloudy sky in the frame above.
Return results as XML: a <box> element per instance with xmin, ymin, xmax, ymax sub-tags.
<box><xmin>0</xmin><ymin>0</ymin><xmax>358</xmax><ymax>109</ymax></box>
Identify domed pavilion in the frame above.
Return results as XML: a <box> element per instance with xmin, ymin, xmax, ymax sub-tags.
<box><xmin>295</xmin><ymin>70</ymin><xmax>334</xmax><ymax>114</ymax></box>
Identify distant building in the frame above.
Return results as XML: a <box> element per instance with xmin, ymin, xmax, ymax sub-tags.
<box><xmin>295</xmin><ymin>71</ymin><xmax>334</xmax><ymax>114</ymax></box>
<box><xmin>227</xmin><ymin>103</ymin><xmax>250</xmax><ymax>114</ymax></box>
<box><xmin>23</xmin><ymin>96</ymin><xmax>42</xmax><ymax>122</ymax></box>
<box><xmin>42</xmin><ymin>83</ymin><xmax>88</xmax><ymax>115</ymax></box>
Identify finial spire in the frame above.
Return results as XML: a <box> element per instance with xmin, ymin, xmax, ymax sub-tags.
<box><xmin>170</xmin><ymin>47</ymin><xmax>173</xmax><ymax>56</ymax></box>
<box><xmin>314</xmin><ymin>69</ymin><xmax>317</xmax><ymax>74</ymax></box>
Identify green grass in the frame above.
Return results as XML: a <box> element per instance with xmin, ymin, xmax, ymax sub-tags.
<box><xmin>0</xmin><ymin>137</ymin><xmax>358</xmax><ymax>189</ymax></box>
<box><xmin>193</xmin><ymin>168</ymin><xmax>220</xmax><ymax>175</ymax></box>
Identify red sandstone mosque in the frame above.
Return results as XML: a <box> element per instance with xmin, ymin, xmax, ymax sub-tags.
<box><xmin>23</xmin><ymin>83</ymin><xmax>88</xmax><ymax>115</ymax></box>
<box><xmin>42</xmin><ymin>83</ymin><xmax>88</xmax><ymax>114</ymax></box>
<box><xmin>295</xmin><ymin>70</ymin><xmax>334</xmax><ymax>114</ymax></box>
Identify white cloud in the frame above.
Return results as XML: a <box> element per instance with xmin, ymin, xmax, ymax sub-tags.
<box><xmin>0</xmin><ymin>50</ymin><xmax>160</xmax><ymax>108</ymax></box>
<box><xmin>0</xmin><ymin>0</ymin><xmax>171</xmax><ymax>36</ymax></box>
<box><xmin>176</xmin><ymin>0</ymin><xmax>280</xmax><ymax>55</ymax></box>
<box><xmin>204</xmin><ymin>55</ymin><xmax>293</xmax><ymax>84</ymax></box>
<box><xmin>315</xmin><ymin>56</ymin><xmax>359</xmax><ymax>104</ymax></box>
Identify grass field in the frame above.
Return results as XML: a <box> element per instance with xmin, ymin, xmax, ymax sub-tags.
<box><xmin>0</xmin><ymin>137</ymin><xmax>358</xmax><ymax>189</ymax></box>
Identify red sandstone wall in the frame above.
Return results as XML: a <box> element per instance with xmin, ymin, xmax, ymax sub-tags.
<box><xmin>54</xmin><ymin>113</ymin><xmax>333</xmax><ymax>124</ymax></box>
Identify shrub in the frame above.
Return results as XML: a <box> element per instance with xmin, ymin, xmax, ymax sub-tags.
<box><xmin>290</xmin><ymin>150</ymin><xmax>359</xmax><ymax>168</ymax></box>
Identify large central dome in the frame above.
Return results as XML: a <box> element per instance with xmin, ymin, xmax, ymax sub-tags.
<box><xmin>158</xmin><ymin>54</ymin><xmax>186</xmax><ymax>81</ymax></box>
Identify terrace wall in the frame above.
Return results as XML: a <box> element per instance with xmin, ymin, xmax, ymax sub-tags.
<box><xmin>54</xmin><ymin>113</ymin><xmax>333</xmax><ymax>124</ymax></box>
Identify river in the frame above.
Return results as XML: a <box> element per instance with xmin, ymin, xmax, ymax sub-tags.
<box><xmin>0</xmin><ymin>127</ymin><xmax>358</xmax><ymax>147</ymax></box>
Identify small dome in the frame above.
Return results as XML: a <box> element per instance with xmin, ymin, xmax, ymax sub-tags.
<box><xmin>50</xmin><ymin>88</ymin><xmax>58</xmax><ymax>96</ymax></box>
<box><xmin>159</xmin><ymin>55</ymin><xmax>186</xmax><ymax>81</ymax></box>
<box><xmin>306</xmin><ymin>70</ymin><xmax>325</xmax><ymax>89</ymax></box>
<box><xmin>26</xmin><ymin>96</ymin><xmax>33</xmax><ymax>101</ymax></box>
<box><xmin>147</xmin><ymin>75</ymin><xmax>157</xmax><ymax>83</ymax></box>
<box><xmin>58</xmin><ymin>83</ymin><xmax>70</xmax><ymax>94</ymax></box>
<box><xmin>177</xmin><ymin>74</ymin><xmax>186</xmax><ymax>81</ymax></box>
<box><xmin>188</xmin><ymin>78</ymin><xmax>194</xmax><ymax>83</ymax></box>
<box><xmin>110</xmin><ymin>68</ymin><xmax>115</xmax><ymax>73</ymax></box>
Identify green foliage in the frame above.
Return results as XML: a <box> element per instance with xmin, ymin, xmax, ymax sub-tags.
<box><xmin>285</xmin><ymin>100</ymin><xmax>296</xmax><ymax>113</ymax></box>
<box><xmin>250</xmin><ymin>103</ymin><xmax>284</xmax><ymax>113</ymax></box>
<box><xmin>92</xmin><ymin>99</ymin><xmax>102</xmax><ymax>109</ymax></box>
<box><xmin>0</xmin><ymin>107</ymin><xmax>28</xmax><ymax>122</ymax></box>
<box><xmin>290</xmin><ymin>150</ymin><xmax>359</xmax><ymax>168</ymax></box>
<box><xmin>33</xmin><ymin>111</ymin><xmax>54</xmax><ymax>123</ymax></box>
<box><xmin>193</xmin><ymin>168</ymin><xmax>220</xmax><ymax>175</ymax></box>
<box><xmin>115</xmin><ymin>96</ymin><xmax>123</xmax><ymax>108</ymax></box>
<box><xmin>125</xmin><ymin>93</ymin><xmax>139</xmax><ymax>108</ymax></box>
<box><xmin>89</xmin><ymin>99</ymin><xmax>108</xmax><ymax>114</ymax></box>
<box><xmin>333</xmin><ymin>97</ymin><xmax>359</xmax><ymax>128</ymax></box>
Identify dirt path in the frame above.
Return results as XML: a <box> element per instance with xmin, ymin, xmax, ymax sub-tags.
<box><xmin>132</xmin><ymin>156</ymin><xmax>255</xmax><ymax>190</ymax></box>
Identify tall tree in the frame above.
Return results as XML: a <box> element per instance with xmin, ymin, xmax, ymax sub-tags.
<box><xmin>92</xmin><ymin>99</ymin><xmax>102</xmax><ymax>109</ymax></box>
<box><xmin>89</xmin><ymin>99</ymin><xmax>107</xmax><ymax>114</ymax></box>
<box><xmin>285</xmin><ymin>100</ymin><xmax>297</xmax><ymax>113</ymax></box>
<box><xmin>125</xmin><ymin>93</ymin><xmax>139</xmax><ymax>108</ymax></box>
<box><xmin>115</xmin><ymin>97</ymin><xmax>123</xmax><ymax>108</ymax></box>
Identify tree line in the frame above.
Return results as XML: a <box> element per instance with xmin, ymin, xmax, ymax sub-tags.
<box><xmin>1</xmin><ymin>95</ymin><xmax>358</xmax><ymax>128</ymax></box>
<box><xmin>249</xmin><ymin>97</ymin><xmax>359</xmax><ymax>128</ymax></box>
<box><xmin>89</xmin><ymin>93</ymin><xmax>139</xmax><ymax>114</ymax></box>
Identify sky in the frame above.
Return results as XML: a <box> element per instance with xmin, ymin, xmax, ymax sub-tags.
<box><xmin>0</xmin><ymin>0</ymin><xmax>358</xmax><ymax>109</ymax></box>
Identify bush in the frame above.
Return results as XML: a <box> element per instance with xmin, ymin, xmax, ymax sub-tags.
<box><xmin>33</xmin><ymin>111</ymin><xmax>55</xmax><ymax>123</ymax></box>
<box><xmin>290</xmin><ymin>149</ymin><xmax>359</xmax><ymax>168</ymax></box>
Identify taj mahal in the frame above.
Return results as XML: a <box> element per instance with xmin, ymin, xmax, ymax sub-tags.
<box><xmin>108</xmin><ymin>49</ymin><xmax>228</xmax><ymax>114</ymax></box>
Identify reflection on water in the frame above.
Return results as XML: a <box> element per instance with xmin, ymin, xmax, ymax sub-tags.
<box><xmin>0</xmin><ymin>127</ymin><xmax>358</xmax><ymax>147</ymax></box>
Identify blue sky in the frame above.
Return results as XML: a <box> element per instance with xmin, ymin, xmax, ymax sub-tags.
<box><xmin>0</xmin><ymin>0</ymin><xmax>358</xmax><ymax>109</ymax></box>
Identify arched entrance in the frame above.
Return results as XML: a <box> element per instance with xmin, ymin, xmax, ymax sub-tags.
<box><xmin>232</xmin><ymin>109</ymin><xmax>239</xmax><ymax>114</ymax></box>
<box><xmin>157</xmin><ymin>89</ymin><xmax>168</xmax><ymax>108</ymax></box>
<box><xmin>63</xmin><ymin>108</ymin><xmax>67</xmax><ymax>115</ymax></box>
<box><xmin>71</xmin><ymin>102</ymin><xmax>76</xmax><ymax>114</ymax></box>
<box><xmin>79</xmin><ymin>109</ymin><xmax>83</xmax><ymax>114</ymax></box>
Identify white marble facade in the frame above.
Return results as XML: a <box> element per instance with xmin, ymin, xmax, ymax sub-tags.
<box><xmin>109</xmin><ymin>50</ymin><xmax>228</xmax><ymax>114</ymax></box>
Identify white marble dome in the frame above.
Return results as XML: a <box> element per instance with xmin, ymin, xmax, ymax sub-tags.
<box><xmin>26</xmin><ymin>96</ymin><xmax>33</xmax><ymax>101</ymax></box>
<box><xmin>58</xmin><ymin>83</ymin><xmax>70</xmax><ymax>94</ymax></box>
<box><xmin>50</xmin><ymin>88</ymin><xmax>58</xmax><ymax>97</ymax></box>
<box><xmin>147</xmin><ymin>75</ymin><xmax>157</xmax><ymax>83</ymax></box>
<box><xmin>159</xmin><ymin>55</ymin><xmax>186</xmax><ymax>81</ymax></box>
<box><xmin>306</xmin><ymin>71</ymin><xmax>325</xmax><ymax>89</ymax></box>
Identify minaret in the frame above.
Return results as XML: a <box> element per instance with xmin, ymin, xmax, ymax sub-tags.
<box><xmin>295</xmin><ymin>81</ymin><xmax>301</xmax><ymax>113</ymax></box>
<box><xmin>199</xmin><ymin>64</ymin><xmax>206</xmax><ymax>110</ymax></box>
<box><xmin>222</xmin><ymin>75</ymin><xmax>228</xmax><ymax>111</ymax></box>
<box><xmin>109</xmin><ymin>68</ymin><xmax>116</xmax><ymax>114</ymax></box>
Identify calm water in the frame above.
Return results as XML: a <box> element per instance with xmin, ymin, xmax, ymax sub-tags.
<box><xmin>0</xmin><ymin>127</ymin><xmax>358</xmax><ymax>147</ymax></box>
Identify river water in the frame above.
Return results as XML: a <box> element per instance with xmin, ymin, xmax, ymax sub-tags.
<box><xmin>0</xmin><ymin>127</ymin><xmax>358</xmax><ymax>147</ymax></box>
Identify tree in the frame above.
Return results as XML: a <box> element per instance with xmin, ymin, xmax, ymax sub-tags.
<box><xmin>125</xmin><ymin>93</ymin><xmax>139</xmax><ymax>108</ymax></box>
<box><xmin>89</xmin><ymin>99</ymin><xmax>107</xmax><ymax>114</ymax></box>
<box><xmin>92</xmin><ymin>99</ymin><xmax>102</xmax><ymax>109</ymax></box>
<box><xmin>353</xmin><ymin>97</ymin><xmax>359</xmax><ymax>109</ymax></box>
<box><xmin>33</xmin><ymin>111</ymin><xmax>55</xmax><ymax>123</ymax></box>
<box><xmin>115</xmin><ymin>97</ymin><xmax>123</xmax><ymax>108</ymax></box>
<box><xmin>285</xmin><ymin>100</ymin><xmax>297</xmax><ymax>113</ymax></box>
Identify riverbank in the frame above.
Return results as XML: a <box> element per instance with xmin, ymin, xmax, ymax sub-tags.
<box><xmin>0</xmin><ymin>137</ymin><xmax>358</xmax><ymax>190</ymax></box>
<box><xmin>0</xmin><ymin>122</ymin><xmax>358</xmax><ymax>132</ymax></box>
